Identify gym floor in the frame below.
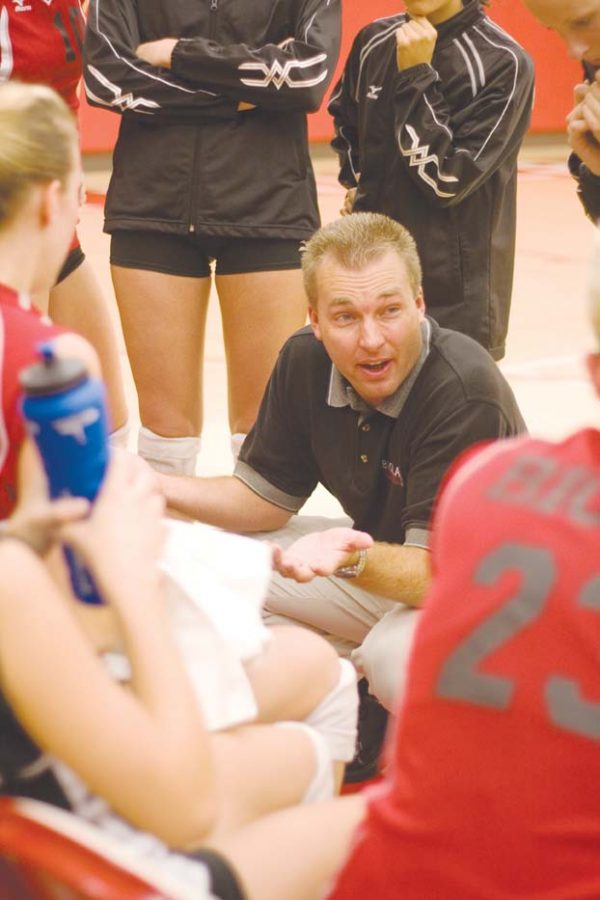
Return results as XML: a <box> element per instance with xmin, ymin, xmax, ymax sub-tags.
<box><xmin>81</xmin><ymin>135</ymin><xmax>598</xmax><ymax>517</ymax></box>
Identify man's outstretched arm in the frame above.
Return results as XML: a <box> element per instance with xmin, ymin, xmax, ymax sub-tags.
<box><xmin>272</xmin><ymin>527</ymin><xmax>431</xmax><ymax>607</ymax></box>
<box><xmin>157</xmin><ymin>472</ymin><xmax>293</xmax><ymax>534</ymax></box>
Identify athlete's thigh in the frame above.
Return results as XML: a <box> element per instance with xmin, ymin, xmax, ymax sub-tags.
<box><xmin>245</xmin><ymin>625</ymin><xmax>340</xmax><ymax>723</ymax></box>
<box><xmin>207</xmin><ymin>722</ymin><xmax>317</xmax><ymax>837</ymax></box>
<box><xmin>216</xmin><ymin>268</ymin><xmax>307</xmax><ymax>432</ymax></box>
<box><xmin>111</xmin><ymin>265</ymin><xmax>211</xmax><ymax>435</ymax></box>
<box><xmin>48</xmin><ymin>257</ymin><xmax>128</xmax><ymax>429</ymax></box>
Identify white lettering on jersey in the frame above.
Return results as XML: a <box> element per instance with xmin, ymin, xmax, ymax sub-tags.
<box><xmin>238</xmin><ymin>54</ymin><xmax>328</xmax><ymax>91</ymax></box>
<box><xmin>0</xmin><ymin>7</ymin><xmax>14</xmax><ymax>81</ymax></box>
<box><xmin>11</xmin><ymin>0</ymin><xmax>31</xmax><ymax>13</ymax></box>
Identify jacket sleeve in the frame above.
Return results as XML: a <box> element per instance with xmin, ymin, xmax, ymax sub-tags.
<box><xmin>328</xmin><ymin>31</ymin><xmax>361</xmax><ymax>189</ymax></box>
<box><xmin>169</xmin><ymin>0</ymin><xmax>341</xmax><ymax>113</ymax></box>
<box><xmin>391</xmin><ymin>44</ymin><xmax>535</xmax><ymax>208</ymax></box>
<box><xmin>83</xmin><ymin>0</ymin><xmax>237</xmax><ymax>120</ymax></box>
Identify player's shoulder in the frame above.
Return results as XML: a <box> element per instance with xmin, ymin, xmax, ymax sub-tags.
<box><xmin>353</xmin><ymin>13</ymin><xmax>406</xmax><ymax>48</ymax></box>
<box><xmin>438</xmin><ymin>429</ymin><xmax>600</xmax><ymax>515</ymax></box>
<box><xmin>474</xmin><ymin>15</ymin><xmax>535</xmax><ymax>68</ymax></box>
<box><xmin>435</xmin><ymin>435</ymin><xmax>536</xmax><ymax>512</ymax></box>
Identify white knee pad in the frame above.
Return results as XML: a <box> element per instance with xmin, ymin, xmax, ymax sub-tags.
<box><xmin>138</xmin><ymin>426</ymin><xmax>201</xmax><ymax>476</ymax></box>
<box><xmin>303</xmin><ymin>658</ymin><xmax>358</xmax><ymax>763</ymax></box>
<box><xmin>230</xmin><ymin>432</ymin><xmax>247</xmax><ymax>462</ymax></box>
<box><xmin>276</xmin><ymin>722</ymin><xmax>334</xmax><ymax>804</ymax></box>
<box><xmin>108</xmin><ymin>419</ymin><xmax>131</xmax><ymax>451</ymax></box>
<box><xmin>352</xmin><ymin>608</ymin><xmax>421</xmax><ymax>712</ymax></box>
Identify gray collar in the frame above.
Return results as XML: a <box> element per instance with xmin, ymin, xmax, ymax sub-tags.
<box><xmin>326</xmin><ymin>319</ymin><xmax>431</xmax><ymax>419</ymax></box>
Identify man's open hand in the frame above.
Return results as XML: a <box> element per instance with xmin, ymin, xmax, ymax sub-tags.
<box><xmin>270</xmin><ymin>527</ymin><xmax>374</xmax><ymax>583</ymax></box>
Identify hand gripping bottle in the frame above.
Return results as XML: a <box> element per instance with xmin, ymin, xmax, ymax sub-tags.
<box><xmin>19</xmin><ymin>342</ymin><xmax>110</xmax><ymax>604</ymax></box>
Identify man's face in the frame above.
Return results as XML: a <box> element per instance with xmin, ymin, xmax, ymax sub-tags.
<box><xmin>309</xmin><ymin>249</ymin><xmax>425</xmax><ymax>409</ymax></box>
<box><xmin>403</xmin><ymin>0</ymin><xmax>463</xmax><ymax>26</ymax></box>
<box><xmin>524</xmin><ymin>0</ymin><xmax>600</xmax><ymax>63</ymax></box>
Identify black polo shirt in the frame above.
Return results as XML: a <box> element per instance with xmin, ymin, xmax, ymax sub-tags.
<box><xmin>235</xmin><ymin>318</ymin><xmax>526</xmax><ymax>545</ymax></box>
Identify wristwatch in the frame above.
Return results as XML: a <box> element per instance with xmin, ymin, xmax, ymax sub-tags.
<box><xmin>335</xmin><ymin>548</ymin><xmax>368</xmax><ymax>579</ymax></box>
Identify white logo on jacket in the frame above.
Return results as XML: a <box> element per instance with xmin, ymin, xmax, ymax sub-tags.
<box><xmin>85</xmin><ymin>65</ymin><xmax>160</xmax><ymax>113</ymax></box>
<box><xmin>399</xmin><ymin>124</ymin><xmax>458</xmax><ymax>199</ymax></box>
<box><xmin>366</xmin><ymin>84</ymin><xmax>382</xmax><ymax>100</ymax></box>
<box><xmin>238</xmin><ymin>54</ymin><xmax>328</xmax><ymax>91</ymax></box>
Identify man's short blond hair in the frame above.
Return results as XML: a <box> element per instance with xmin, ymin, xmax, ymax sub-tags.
<box><xmin>0</xmin><ymin>81</ymin><xmax>77</xmax><ymax>229</ymax></box>
<box><xmin>302</xmin><ymin>213</ymin><xmax>423</xmax><ymax>306</ymax></box>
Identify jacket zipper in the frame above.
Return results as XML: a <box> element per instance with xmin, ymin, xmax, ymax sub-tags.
<box><xmin>209</xmin><ymin>0</ymin><xmax>218</xmax><ymax>40</ymax></box>
<box><xmin>189</xmin><ymin>0</ymin><xmax>218</xmax><ymax>233</ymax></box>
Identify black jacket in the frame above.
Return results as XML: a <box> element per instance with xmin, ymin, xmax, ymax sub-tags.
<box><xmin>84</xmin><ymin>0</ymin><xmax>341</xmax><ymax>239</ymax></box>
<box><xmin>328</xmin><ymin>1</ymin><xmax>534</xmax><ymax>360</ymax></box>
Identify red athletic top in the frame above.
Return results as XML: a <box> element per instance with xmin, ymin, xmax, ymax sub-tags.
<box><xmin>329</xmin><ymin>432</ymin><xmax>600</xmax><ymax>899</ymax></box>
<box><xmin>0</xmin><ymin>285</ymin><xmax>64</xmax><ymax>518</ymax></box>
<box><xmin>0</xmin><ymin>0</ymin><xmax>84</xmax><ymax>110</ymax></box>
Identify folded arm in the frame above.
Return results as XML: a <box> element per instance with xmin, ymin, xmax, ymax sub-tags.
<box><xmin>391</xmin><ymin>42</ymin><xmax>534</xmax><ymax>208</ymax></box>
<box><xmin>167</xmin><ymin>0</ymin><xmax>341</xmax><ymax>113</ymax></box>
<box><xmin>84</xmin><ymin>0</ymin><xmax>237</xmax><ymax>120</ymax></box>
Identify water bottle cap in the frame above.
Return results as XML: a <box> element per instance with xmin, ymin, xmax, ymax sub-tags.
<box><xmin>19</xmin><ymin>341</ymin><xmax>88</xmax><ymax>397</ymax></box>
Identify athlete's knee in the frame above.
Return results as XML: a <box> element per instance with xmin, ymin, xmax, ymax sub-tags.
<box><xmin>275</xmin><ymin>722</ymin><xmax>335</xmax><ymax>803</ymax></box>
<box><xmin>302</xmin><ymin>658</ymin><xmax>358</xmax><ymax>763</ymax></box>
<box><xmin>137</xmin><ymin>425</ymin><xmax>201</xmax><ymax>476</ymax></box>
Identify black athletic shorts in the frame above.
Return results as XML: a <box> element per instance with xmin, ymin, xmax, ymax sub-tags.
<box><xmin>186</xmin><ymin>847</ymin><xmax>246</xmax><ymax>900</ymax></box>
<box><xmin>56</xmin><ymin>244</ymin><xmax>85</xmax><ymax>285</ymax></box>
<box><xmin>110</xmin><ymin>229</ymin><xmax>304</xmax><ymax>277</ymax></box>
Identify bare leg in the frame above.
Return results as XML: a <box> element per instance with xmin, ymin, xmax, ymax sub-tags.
<box><xmin>216</xmin><ymin>269</ymin><xmax>306</xmax><ymax>434</ymax></box>
<box><xmin>210</xmin><ymin>794</ymin><xmax>367</xmax><ymax>900</ymax></box>
<box><xmin>245</xmin><ymin>627</ymin><xmax>356</xmax><ymax>794</ymax></box>
<box><xmin>111</xmin><ymin>267</ymin><xmax>211</xmax><ymax>436</ymax></box>
<box><xmin>245</xmin><ymin>626</ymin><xmax>341</xmax><ymax>723</ymax></box>
<box><xmin>206</xmin><ymin>723</ymin><xmax>321</xmax><ymax>838</ymax></box>
<box><xmin>47</xmin><ymin>259</ymin><xmax>128</xmax><ymax>430</ymax></box>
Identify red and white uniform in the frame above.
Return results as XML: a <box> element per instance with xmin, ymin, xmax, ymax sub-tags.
<box><xmin>0</xmin><ymin>0</ymin><xmax>84</xmax><ymax>110</ymax></box>
<box><xmin>0</xmin><ymin>284</ymin><xmax>64</xmax><ymax>518</ymax></box>
<box><xmin>329</xmin><ymin>431</ymin><xmax>600</xmax><ymax>899</ymax></box>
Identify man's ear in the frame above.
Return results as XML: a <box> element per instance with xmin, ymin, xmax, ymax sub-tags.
<box><xmin>415</xmin><ymin>290</ymin><xmax>426</xmax><ymax>318</ymax></box>
<box><xmin>586</xmin><ymin>352</ymin><xmax>600</xmax><ymax>399</ymax></box>
<box><xmin>308</xmin><ymin>303</ymin><xmax>322</xmax><ymax>341</ymax></box>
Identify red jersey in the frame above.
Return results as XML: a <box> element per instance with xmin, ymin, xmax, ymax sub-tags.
<box><xmin>329</xmin><ymin>432</ymin><xmax>600</xmax><ymax>899</ymax></box>
<box><xmin>0</xmin><ymin>284</ymin><xmax>64</xmax><ymax>518</ymax></box>
<box><xmin>0</xmin><ymin>0</ymin><xmax>84</xmax><ymax>110</ymax></box>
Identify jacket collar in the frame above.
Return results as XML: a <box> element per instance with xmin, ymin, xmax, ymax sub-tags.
<box><xmin>433</xmin><ymin>0</ymin><xmax>485</xmax><ymax>47</ymax></box>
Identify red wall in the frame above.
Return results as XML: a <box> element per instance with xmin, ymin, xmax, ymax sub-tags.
<box><xmin>79</xmin><ymin>1</ymin><xmax>581</xmax><ymax>153</ymax></box>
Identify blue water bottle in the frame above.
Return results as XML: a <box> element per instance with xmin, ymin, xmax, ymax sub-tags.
<box><xmin>19</xmin><ymin>342</ymin><xmax>110</xmax><ymax>605</ymax></box>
